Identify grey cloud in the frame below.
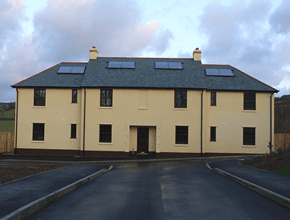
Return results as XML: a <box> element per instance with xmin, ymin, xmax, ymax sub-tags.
<box><xmin>199</xmin><ymin>0</ymin><xmax>288</xmax><ymax>88</ymax></box>
<box><xmin>0</xmin><ymin>0</ymin><xmax>25</xmax><ymax>50</ymax></box>
<box><xmin>32</xmin><ymin>0</ymin><xmax>173</xmax><ymax>62</ymax></box>
<box><xmin>177</xmin><ymin>52</ymin><xmax>191</xmax><ymax>58</ymax></box>
<box><xmin>146</xmin><ymin>29</ymin><xmax>174</xmax><ymax>55</ymax></box>
<box><xmin>269</xmin><ymin>0</ymin><xmax>290</xmax><ymax>34</ymax></box>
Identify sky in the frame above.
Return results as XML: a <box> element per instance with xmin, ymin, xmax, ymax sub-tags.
<box><xmin>1</xmin><ymin>0</ymin><xmax>290</xmax><ymax>102</ymax></box>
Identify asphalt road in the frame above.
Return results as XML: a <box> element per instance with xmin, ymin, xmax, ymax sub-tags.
<box><xmin>29</xmin><ymin>160</ymin><xmax>290</xmax><ymax>220</ymax></box>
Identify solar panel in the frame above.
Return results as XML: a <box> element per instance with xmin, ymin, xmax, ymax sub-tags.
<box><xmin>58</xmin><ymin>66</ymin><xmax>73</xmax><ymax>73</ymax></box>
<box><xmin>155</xmin><ymin>62</ymin><xmax>169</xmax><ymax>69</ymax></box>
<box><xmin>205</xmin><ymin>69</ymin><xmax>219</xmax><ymax>76</ymax></box>
<box><xmin>108</xmin><ymin>61</ymin><xmax>122</xmax><ymax>68</ymax></box>
<box><xmin>71</xmin><ymin>66</ymin><xmax>86</xmax><ymax>73</ymax></box>
<box><xmin>219</xmin><ymin>69</ymin><xmax>233</xmax><ymax>76</ymax></box>
<box><xmin>169</xmin><ymin>62</ymin><xmax>182</xmax><ymax>69</ymax></box>
<box><xmin>121</xmin><ymin>62</ymin><xmax>135</xmax><ymax>69</ymax></box>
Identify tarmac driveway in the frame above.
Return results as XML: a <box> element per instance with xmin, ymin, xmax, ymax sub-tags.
<box><xmin>29</xmin><ymin>159</ymin><xmax>290</xmax><ymax>220</ymax></box>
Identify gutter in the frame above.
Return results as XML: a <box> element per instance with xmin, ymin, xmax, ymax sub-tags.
<box><xmin>201</xmin><ymin>90</ymin><xmax>203</xmax><ymax>157</ymax></box>
<box><xmin>83</xmin><ymin>89</ymin><xmax>86</xmax><ymax>157</ymax></box>
<box><xmin>14</xmin><ymin>89</ymin><xmax>19</xmax><ymax>154</ymax></box>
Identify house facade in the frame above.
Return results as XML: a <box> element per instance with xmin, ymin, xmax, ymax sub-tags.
<box><xmin>12</xmin><ymin>47</ymin><xmax>278</xmax><ymax>157</ymax></box>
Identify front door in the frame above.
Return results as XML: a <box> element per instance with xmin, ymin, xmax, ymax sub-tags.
<box><xmin>137</xmin><ymin>127</ymin><xmax>149</xmax><ymax>153</ymax></box>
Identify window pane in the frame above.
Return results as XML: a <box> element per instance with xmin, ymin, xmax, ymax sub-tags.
<box><xmin>71</xmin><ymin>124</ymin><xmax>76</xmax><ymax>138</ymax></box>
<box><xmin>176</xmin><ymin>126</ymin><xmax>188</xmax><ymax>144</ymax></box>
<box><xmin>243</xmin><ymin>127</ymin><xmax>255</xmax><ymax>145</ymax></box>
<box><xmin>34</xmin><ymin>89</ymin><xmax>46</xmax><ymax>106</ymax></box>
<box><xmin>33</xmin><ymin>123</ymin><xmax>44</xmax><ymax>141</ymax></box>
<box><xmin>244</xmin><ymin>92</ymin><xmax>255</xmax><ymax>110</ymax></box>
<box><xmin>72</xmin><ymin>89</ymin><xmax>77</xmax><ymax>103</ymax></box>
<box><xmin>100</xmin><ymin>89</ymin><xmax>112</xmax><ymax>107</ymax></box>
<box><xmin>211</xmin><ymin>92</ymin><xmax>216</xmax><ymax>106</ymax></box>
<box><xmin>175</xmin><ymin>90</ymin><xmax>187</xmax><ymax>108</ymax></box>
<box><xmin>100</xmin><ymin>125</ymin><xmax>112</xmax><ymax>143</ymax></box>
<box><xmin>210</xmin><ymin>127</ymin><xmax>216</xmax><ymax>141</ymax></box>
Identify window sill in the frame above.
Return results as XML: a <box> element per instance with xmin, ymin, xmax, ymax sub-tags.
<box><xmin>99</xmin><ymin>142</ymin><xmax>113</xmax><ymax>145</ymax></box>
<box><xmin>242</xmin><ymin>110</ymin><xmax>257</xmax><ymax>113</ymax></box>
<box><xmin>173</xmin><ymin>108</ymin><xmax>188</xmax><ymax>111</ymax></box>
<box><xmin>31</xmin><ymin>140</ymin><xmax>45</xmax><ymax>143</ymax></box>
<box><xmin>139</xmin><ymin>107</ymin><xmax>148</xmax><ymax>110</ymax></box>
<box><xmin>210</xmin><ymin>140</ymin><xmax>216</xmax><ymax>142</ymax></box>
<box><xmin>32</xmin><ymin>106</ymin><xmax>46</xmax><ymax>108</ymax></box>
<box><xmin>242</xmin><ymin>145</ymin><xmax>256</xmax><ymax>148</ymax></box>
<box><xmin>210</xmin><ymin>105</ymin><xmax>217</xmax><ymax>107</ymax></box>
<box><xmin>174</xmin><ymin>144</ymin><xmax>189</xmax><ymax>147</ymax></box>
<box><xmin>99</xmin><ymin>107</ymin><xmax>113</xmax><ymax>109</ymax></box>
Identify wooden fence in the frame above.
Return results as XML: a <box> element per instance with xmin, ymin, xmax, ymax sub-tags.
<box><xmin>274</xmin><ymin>133</ymin><xmax>290</xmax><ymax>152</ymax></box>
<box><xmin>0</xmin><ymin>131</ymin><xmax>14</xmax><ymax>154</ymax></box>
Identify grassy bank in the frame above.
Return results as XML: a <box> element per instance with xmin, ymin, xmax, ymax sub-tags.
<box><xmin>242</xmin><ymin>147</ymin><xmax>290</xmax><ymax>177</ymax></box>
<box><xmin>0</xmin><ymin>120</ymin><xmax>14</xmax><ymax>132</ymax></box>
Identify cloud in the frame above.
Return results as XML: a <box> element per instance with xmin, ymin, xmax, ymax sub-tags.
<box><xmin>32</xmin><ymin>0</ymin><xmax>173</xmax><ymax>62</ymax></box>
<box><xmin>198</xmin><ymin>0</ymin><xmax>290</xmax><ymax>90</ymax></box>
<box><xmin>177</xmin><ymin>52</ymin><xmax>191</xmax><ymax>58</ymax></box>
<box><xmin>0</xmin><ymin>0</ymin><xmax>173</xmax><ymax>101</ymax></box>
<box><xmin>0</xmin><ymin>0</ymin><xmax>25</xmax><ymax>50</ymax></box>
<box><xmin>269</xmin><ymin>0</ymin><xmax>290</xmax><ymax>34</ymax></box>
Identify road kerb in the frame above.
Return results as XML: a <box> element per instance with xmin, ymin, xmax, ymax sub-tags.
<box><xmin>212</xmin><ymin>167</ymin><xmax>290</xmax><ymax>209</ymax></box>
<box><xmin>1</xmin><ymin>165</ymin><xmax>113</xmax><ymax>220</ymax></box>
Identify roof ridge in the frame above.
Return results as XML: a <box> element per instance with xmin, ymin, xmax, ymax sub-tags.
<box><xmin>98</xmin><ymin>57</ymin><xmax>192</xmax><ymax>60</ymax></box>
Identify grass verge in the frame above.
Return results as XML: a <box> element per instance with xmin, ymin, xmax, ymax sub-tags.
<box><xmin>242</xmin><ymin>147</ymin><xmax>290</xmax><ymax>176</ymax></box>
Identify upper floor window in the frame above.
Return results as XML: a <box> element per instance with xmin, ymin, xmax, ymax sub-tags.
<box><xmin>72</xmin><ymin>89</ymin><xmax>77</xmax><ymax>103</ymax></box>
<box><xmin>211</xmin><ymin>92</ymin><xmax>216</xmax><ymax>106</ymax></box>
<box><xmin>176</xmin><ymin>126</ymin><xmax>188</xmax><ymax>144</ymax></box>
<box><xmin>244</xmin><ymin>92</ymin><xmax>256</xmax><ymax>110</ymax></box>
<box><xmin>33</xmin><ymin>123</ymin><xmax>44</xmax><ymax>141</ymax></box>
<box><xmin>34</xmin><ymin>89</ymin><xmax>46</xmax><ymax>106</ymax></box>
<box><xmin>100</xmin><ymin>89</ymin><xmax>112</xmax><ymax>107</ymax></box>
<box><xmin>175</xmin><ymin>90</ymin><xmax>187</xmax><ymax>108</ymax></box>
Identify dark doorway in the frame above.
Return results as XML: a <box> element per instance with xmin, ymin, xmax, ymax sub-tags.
<box><xmin>137</xmin><ymin>127</ymin><xmax>149</xmax><ymax>153</ymax></box>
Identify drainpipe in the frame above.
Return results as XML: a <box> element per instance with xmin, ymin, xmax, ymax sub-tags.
<box><xmin>270</xmin><ymin>93</ymin><xmax>273</xmax><ymax>153</ymax></box>
<box><xmin>83</xmin><ymin>88</ymin><xmax>86</xmax><ymax>157</ymax></box>
<box><xmin>14</xmin><ymin>89</ymin><xmax>19</xmax><ymax>154</ymax></box>
<box><xmin>201</xmin><ymin>90</ymin><xmax>203</xmax><ymax>157</ymax></box>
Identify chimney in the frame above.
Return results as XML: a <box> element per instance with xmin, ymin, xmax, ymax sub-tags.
<box><xmin>193</xmin><ymin>48</ymin><xmax>201</xmax><ymax>61</ymax></box>
<box><xmin>90</xmin><ymin>46</ymin><xmax>99</xmax><ymax>59</ymax></box>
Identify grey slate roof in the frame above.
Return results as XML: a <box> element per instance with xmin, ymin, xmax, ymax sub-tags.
<box><xmin>12</xmin><ymin>58</ymin><xmax>278</xmax><ymax>92</ymax></box>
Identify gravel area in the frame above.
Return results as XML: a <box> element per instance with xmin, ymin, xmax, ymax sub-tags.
<box><xmin>0</xmin><ymin>161</ymin><xmax>76</xmax><ymax>184</ymax></box>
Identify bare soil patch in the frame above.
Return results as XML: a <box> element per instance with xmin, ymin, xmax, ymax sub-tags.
<box><xmin>242</xmin><ymin>148</ymin><xmax>290</xmax><ymax>171</ymax></box>
<box><xmin>0</xmin><ymin>161</ymin><xmax>75</xmax><ymax>184</ymax></box>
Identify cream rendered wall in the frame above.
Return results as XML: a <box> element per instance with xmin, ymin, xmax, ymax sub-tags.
<box><xmin>85</xmin><ymin>89</ymin><xmax>202</xmax><ymax>153</ymax></box>
<box><xmin>204</xmin><ymin>91</ymin><xmax>273</xmax><ymax>154</ymax></box>
<box><xmin>17</xmin><ymin>88</ymin><xmax>82</xmax><ymax>151</ymax></box>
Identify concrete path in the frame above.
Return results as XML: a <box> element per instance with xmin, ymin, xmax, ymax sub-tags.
<box><xmin>208</xmin><ymin>159</ymin><xmax>290</xmax><ymax>208</ymax></box>
<box><xmin>0</xmin><ymin>164</ymin><xmax>110</xmax><ymax>219</ymax></box>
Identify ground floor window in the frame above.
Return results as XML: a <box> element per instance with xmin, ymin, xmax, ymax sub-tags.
<box><xmin>243</xmin><ymin>127</ymin><xmax>255</xmax><ymax>145</ymax></box>
<box><xmin>71</xmin><ymin>124</ymin><xmax>76</xmax><ymax>138</ymax></box>
<box><xmin>210</xmin><ymin>127</ymin><xmax>216</xmax><ymax>141</ymax></box>
<box><xmin>100</xmin><ymin>124</ymin><xmax>112</xmax><ymax>143</ymax></box>
<box><xmin>33</xmin><ymin>123</ymin><xmax>44</xmax><ymax>141</ymax></box>
<box><xmin>176</xmin><ymin>126</ymin><xmax>188</xmax><ymax>144</ymax></box>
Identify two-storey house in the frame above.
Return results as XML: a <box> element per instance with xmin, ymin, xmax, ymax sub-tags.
<box><xmin>11</xmin><ymin>47</ymin><xmax>278</xmax><ymax>157</ymax></box>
